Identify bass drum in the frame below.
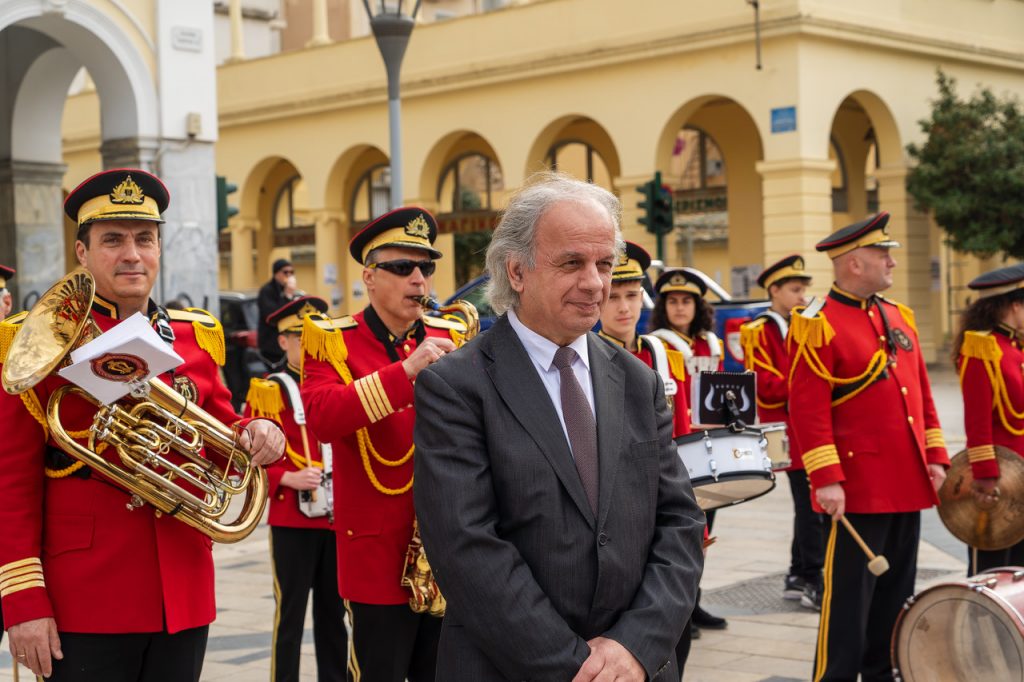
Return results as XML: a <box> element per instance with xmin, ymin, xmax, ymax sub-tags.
<box><xmin>892</xmin><ymin>567</ymin><xmax>1024</xmax><ymax>681</ymax></box>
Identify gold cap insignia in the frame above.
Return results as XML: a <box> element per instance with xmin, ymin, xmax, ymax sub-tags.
<box><xmin>110</xmin><ymin>175</ymin><xmax>145</xmax><ymax>205</ymax></box>
<box><xmin>794</xmin><ymin>257</ymin><xmax>805</xmax><ymax>271</ymax></box>
<box><xmin>405</xmin><ymin>214</ymin><xmax>430</xmax><ymax>239</ymax></box>
<box><xmin>670</xmin><ymin>273</ymin><xmax>686</xmax><ymax>286</ymax></box>
<box><xmin>298</xmin><ymin>302</ymin><xmax>318</xmax><ymax>320</ymax></box>
<box><xmin>618</xmin><ymin>252</ymin><xmax>630</xmax><ymax>266</ymax></box>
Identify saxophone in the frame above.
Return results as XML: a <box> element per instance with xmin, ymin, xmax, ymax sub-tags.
<box><xmin>399</xmin><ymin>295</ymin><xmax>479</xmax><ymax>617</ymax></box>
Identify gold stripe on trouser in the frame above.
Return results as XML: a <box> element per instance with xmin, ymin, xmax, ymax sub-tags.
<box><xmin>344</xmin><ymin>599</ymin><xmax>361</xmax><ymax>682</ymax></box>
<box><xmin>814</xmin><ymin>519</ymin><xmax>838</xmax><ymax>682</ymax></box>
<box><xmin>269</xmin><ymin>532</ymin><xmax>282</xmax><ymax>682</ymax></box>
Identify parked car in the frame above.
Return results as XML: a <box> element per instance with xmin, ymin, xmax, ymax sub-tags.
<box><xmin>444</xmin><ymin>269</ymin><xmax>769</xmax><ymax>371</ymax></box>
<box><xmin>219</xmin><ymin>291</ymin><xmax>267</xmax><ymax>411</ymax></box>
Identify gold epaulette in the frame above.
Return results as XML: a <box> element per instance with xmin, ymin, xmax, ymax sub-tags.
<box><xmin>961</xmin><ymin>330</ymin><xmax>1002</xmax><ymax>363</ymax></box>
<box><xmin>789</xmin><ymin>306</ymin><xmax>835</xmax><ymax>350</ymax></box>
<box><xmin>167</xmin><ymin>307</ymin><xmax>225</xmax><ymax>366</ymax></box>
<box><xmin>739</xmin><ymin>318</ymin><xmax>767</xmax><ymax>369</ymax></box>
<box><xmin>665</xmin><ymin>348</ymin><xmax>686</xmax><ymax>380</ymax></box>
<box><xmin>881</xmin><ymin>297</ymin><xmax>918</xmax><ymax>335</ymax></box>
<box><xmin>424</xmin><ymin>314</ymin><xmax>468</xmax><ymax>346</ymax></box>
<box><xmin>246</xmin><ymin>377</ymin><xmax>284</xmax><ymax>421</ymax></box>
<box><xmin>302</xmin><ymin>313</ymin><xmax>353</xmax><ymax>383</ymax></box>
<box><xmin>0</xmin><ymin>311</ymin><xmax>28</xmax><ymax>365</ymax></box>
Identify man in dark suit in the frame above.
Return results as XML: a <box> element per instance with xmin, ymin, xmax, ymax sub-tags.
<box><xmin>413</xmin><ymin>172</ymin><xmax>705</xmax><ymax>681</ymax></box>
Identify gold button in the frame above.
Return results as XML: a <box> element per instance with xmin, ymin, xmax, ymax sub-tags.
<box><xmin>403</xmin><ymin>343</ymin><xmax>411</xmax><ymax>353</ymax></box>
<box><xmin>847</xmin><ymin>451</ymin><xmax>854</xmax><ymax>458</ymax></box>
<box><xmin>868</xmin><ymin>310</ymin><xmax>875</xmax><ymax>317</ymax></box>
<box><xmin>891</xmin><ymin>361</ymin><xmax>897</xmax><ymax>369</ymax></box>
<box><xmin>908</xmin><ymin>416</ymin><xmax>914</xmax><ymax>424</ymax></box>
<box><xmin>346</xmin><ymin>530</ymin><xmax>354</xmax><ymax>536</ymax></box>
<box><xmin>879</xmin><ymin>336</ymin><xmax>887</xmax><ymax>342</ymax></box>
<box><xmin>277</xmin><ymin>493</ymin><xmax>284</xmax><ymax>501</ymax></box>
<box><xmin>901</xmin><ymin>387</ymin><xmax>908</xmax><ymax>395</ymax></box>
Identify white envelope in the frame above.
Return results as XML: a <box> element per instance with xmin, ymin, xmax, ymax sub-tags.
<box><xmin>59</xmin><ymin>312</ymin><xmax>184</xmax><ymax>405</ymax></box>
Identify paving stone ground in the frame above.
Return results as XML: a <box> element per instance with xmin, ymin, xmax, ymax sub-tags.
<box><xmin>0</xmin><ymin>365</ymin><xmax>969</xmax><ymax>681</ymax></box>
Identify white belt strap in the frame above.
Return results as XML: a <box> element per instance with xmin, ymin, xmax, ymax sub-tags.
<box><xmin>641</xmin><ymin>335</ymin><xmax>677</xmax><ymax>397</ymax></box>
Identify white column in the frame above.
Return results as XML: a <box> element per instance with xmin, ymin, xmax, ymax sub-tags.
<box><xmin>307</xmin><ymin>0</ymin><xmax>332</xmax><ymax>47</ymax></box>
<box><xmin>229</xmin><ymin>0</ymin><xmax>246</xmax><ymax>62</ymax></box>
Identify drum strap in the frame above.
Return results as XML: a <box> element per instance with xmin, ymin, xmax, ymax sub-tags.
<box><xmin>758</xmin><ymin>309</ymin><xmax>789</xmax><ymax>340</ymax></box>
<box><xmin>641</xmin><ymin>335</ymin><xmax>677</xmax><ymax>397</ymax></box>
<box><xmin>267</xmin><ymin>371</ymin><xmax>332</xmax><ymax>473</ymax></box>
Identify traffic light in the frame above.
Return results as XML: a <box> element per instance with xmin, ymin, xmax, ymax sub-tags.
<box><xmin>636</xmin><ymin>177</ymin><xmax>656</xmax><ymax>232</ymax></box>
<box><xmin>652</xmin><ymin>182</ymin><xmax>674</xmax><ymax>236</ymax></box>
<box><xmin>216</xmin><ymin>175</ymin><xmax>239</xmax><ymax>231</ymax></box>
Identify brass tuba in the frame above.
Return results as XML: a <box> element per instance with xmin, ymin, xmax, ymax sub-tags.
<box><xmin>399</xmin><ymin>295</ymin><xmax>479</xmax><ymax>617</ymax></box>
<box><xmin>2</xmin><ymin>268</ymin><xmax>267</xmax><ymax>544</ymax></box>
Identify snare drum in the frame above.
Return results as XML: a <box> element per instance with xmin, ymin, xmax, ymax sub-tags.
<box><xmin>760</xmin><ymin>422</ymin><xmax>790</xmax><ymax>470</ymax></box>
<box><xmin>674</xmin><ymin>427</ymin><xmax>775</xmax><ymax>511</ymax></box>
<box><xmin>892</xmin><ymin>567</ymin><xmax>1024</xmax><ymax>681</ymax></box>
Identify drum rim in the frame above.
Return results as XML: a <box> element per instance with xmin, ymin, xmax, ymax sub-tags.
<box><xmin>674</xmin><ymin>427</ymin><xmax>764</xmax><ymax>444</ymax></box>
<box><xmin>891</xmin><ymin>570</ymin><xmax>1024</xmax><ymax>678</ymax></box>
<box><xmin>692</xmin><ymin>475</ymin><xmax>776</xmax><ymax>511</ymax></box>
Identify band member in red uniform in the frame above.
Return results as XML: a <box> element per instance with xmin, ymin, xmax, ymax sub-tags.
<box><xmin>598</xmin><ymin>242</ymin><xmax>690</xmax><ymax>439</ymax></box>
<box><xmin>955</xmin><ymin>263</ymin><xmax>1024</xmax><ymax>575</ymax></box>
<box><xmin>788</xmin><ymin>212</ymin><xmax>948</xmax><ymax>682</ymax></box>
<box><xmin>246</xmin><ymin>296</ymin><xmax>348</xmax><ymax>682</ymax></box>
<box><xmin>648</xmin><ymin>269</ymin><xmax>724</xmax><ymax>406</ymax></box>
<box><xmin>301</xmin><ymin>207</ymin><xmax>465</xmax><ymax>682</ymax></box>
<box><xmin>739</xmin><ymin>255</ymin><xmax>824</xmax><ymax>610</ymax></box>
<box><xmin>0</xmin><ymin>169</ymin><xmax>284</xmax><ymax>681</ymax></box>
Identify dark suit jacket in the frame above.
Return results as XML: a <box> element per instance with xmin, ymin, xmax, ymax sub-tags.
<box><xmin>413</xmin><ymin>314</ymin><xmax>705</xmax><ymax>681</ymax></box>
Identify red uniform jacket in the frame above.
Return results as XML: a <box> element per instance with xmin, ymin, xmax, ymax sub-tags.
<box><xmin>0</xmin><ymin>298</ymin><xmax>245</xmax><ymax>634</ymax></box>
<box><xmin>245</xmin><ymin>367</ymin><xmax>332</xmax><ymax>530</ymax></box>
<box><xmin>740</xmin><ymin>312</ymin><xmax>803</xmax><ymax>470</ymax></box>
<box><xmin>958</xmin><ymin>326</ymin><xmax>1024</xmax><ymax>479</ymax></box>
<box><xmin>598</xmin><ymin>331</ymin><xmax>691</xmax><ymax>438</ymax></box>
<box><xmin>787</xmin><ymin>286</ymin><xmax>948</xmax><ymax>514</ymax></box>
<box><xmin>300</xmin><ymin>307</ymin><xmax>464</xmax><ymax>605</ymax></box>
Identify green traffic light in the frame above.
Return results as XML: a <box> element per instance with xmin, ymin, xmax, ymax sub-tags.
<box><xmin>216</xmin><ymin>175</ymin><xmax>239</xmax><ymax>231</ymax></box>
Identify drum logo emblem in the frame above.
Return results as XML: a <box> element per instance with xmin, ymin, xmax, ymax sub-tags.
<box><xmin>90</xmin><ymin>353</ymin><xmax>149</xmax><ymax>383</ymax></box>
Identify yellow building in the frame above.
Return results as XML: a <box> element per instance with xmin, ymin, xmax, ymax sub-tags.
<box><xmin>27</xmin><ymin>0</ymin><xmax>1024</xmax><ymax>360</ymax></box>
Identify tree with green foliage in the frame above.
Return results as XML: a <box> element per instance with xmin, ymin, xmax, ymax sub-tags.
<box><xmin>906</xmin><ymin>70</ymin><xmax>1024</xmax><ymax>258</ymax></box>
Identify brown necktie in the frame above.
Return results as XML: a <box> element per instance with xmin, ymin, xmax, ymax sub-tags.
<box><xmin>552</xmin><ymin>346</ymin><xmax>599</xmax><ymax>514</ymax></box>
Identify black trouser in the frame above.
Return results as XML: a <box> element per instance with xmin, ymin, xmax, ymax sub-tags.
<box><xmin>968</xmin><ymin>538</ymin><xmax>1024</xmax><ymax>576</ymax></box>
<box><xmin>813</xmin><ymin>512</ymin><xmax>919</xmax><ymax>682</ymax></box>
<box><xmin>344</xmin><ymin>601</ymin><xmax>441</xmax><ymax>682</ymax></box>
<box><xmin>49</xmin><ymin>625</ymin><xmax>208</xmax><ymax>682</ymax></box>
<box><xmin>674</xmin><ymin>617</ymin><xmax>693</xmax><ymax>680</ymax></box>
<box><xmin>786</xmin><ymin>469</ymin><xmax>826</xmax><ymax>582</ymax></box>
<box><xmin>271</xmin><ymin>526</ymin><xmax>348</xmax><ymax>682</ymax></box>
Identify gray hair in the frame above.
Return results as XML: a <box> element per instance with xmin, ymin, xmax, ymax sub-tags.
<box><xmin>485</xmin><ymin>171</ymin><xmax>624</xmax><ymax>314</ymax></box>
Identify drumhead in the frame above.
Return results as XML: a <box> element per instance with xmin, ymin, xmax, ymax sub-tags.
<box><xmin>894</xmin><ymin>583</ymin><xmax>1024</xmax><ymax>681</ymax></box>
<box><xmin>690</xmin><ymin>473</ymin><xmax>775</xmax><ymax>511</ymax></box>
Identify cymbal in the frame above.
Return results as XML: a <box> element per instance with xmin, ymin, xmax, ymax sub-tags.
<box><xmin>938</xmin><ymin>446</ymin><xmax>1024</xmax><ymax>551</ymax></box>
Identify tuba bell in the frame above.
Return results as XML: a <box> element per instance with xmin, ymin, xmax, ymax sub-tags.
<box><xmin>398</xmin><ymin>295</ymin><xmax>479</xmax><ymax>617</ymax></box>
<box><xmin>2</xmin><ymin>268</ymin><xmax>267</xmax><ymax>544</ymax></box>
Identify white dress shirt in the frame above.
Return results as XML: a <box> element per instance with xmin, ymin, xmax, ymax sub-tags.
<box><xmin>507</xmin><ymin>308</ymin><xmax>595</xmax><ymax>449</ymax></box>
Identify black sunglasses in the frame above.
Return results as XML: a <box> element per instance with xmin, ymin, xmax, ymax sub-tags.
<box><xmin>369</xmin><ymin>259</ymin><xmax>436</xmax><ymax>277</ymax></box>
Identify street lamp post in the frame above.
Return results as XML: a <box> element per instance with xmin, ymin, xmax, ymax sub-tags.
<box><xmin>362</xmin><ymin>1</ymin><xmax>422</xmax><ymax>209</ymax></box>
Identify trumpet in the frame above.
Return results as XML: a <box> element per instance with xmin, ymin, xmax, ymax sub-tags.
<box><xmin>2</xmin><ymin>268</ymin><xmax>267</xmax><ymax>543</ymax></box>
<box><xmin>398</xmin><ymin>294</ymin><xmax>479</xmax><ymax>616</ymax></box>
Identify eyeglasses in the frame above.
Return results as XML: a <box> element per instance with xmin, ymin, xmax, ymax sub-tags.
<box><xmin>369</xmin><ymin>259</ymin><xmax>436</xmax><ymax>277</ymax></box>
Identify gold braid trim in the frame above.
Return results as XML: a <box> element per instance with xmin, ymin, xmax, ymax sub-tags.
<box><xmin>740</xmin><ymin>319</ymin><xmax>787</xmax><ymax>409</ymax></box>
<box><xmin>789</xmin><ymin>308</ymin><xmax>835</xmax><ymax>350</ymax></box>
<box><xmin>967</xmin><ymin>445</ymin><xmax>996</xmax><ymax>463</ymax></box>
<box><xmin>45</xmin><ymin>429</ymin><xmax>108</xmax><ymax>478</ymax></box>
<box><xmin>246</xmin><ymin>378</ymin><xmax>284</xmax><ymax>421</ymax></box>
<box><xmin>19</xmin><ymin>389</ymin><xmax>48</xmax><ymax>437</ymax></box>
<box><xmin>442</xmin><ymin>314</ymin><xmax>466</xmax><ymax>347</ymax></box>
<box><xmin>924</xmin><ymin>428</ymin><xmax>946</xmax><ymax>450</ymax></box>
<box><xmin>302</xmin><ymin>313</ymin><xmax>412</xmax><ymax>495</ymax></box>
<box><xmin>959</xmin><ymin>330</ymin><xmax>1024</xmax><ymax>436</ymax></box>
<box><xmin>286</xmin><ymin>444</ymin><xmax>323</xmax><ymax>470</ymax></box>
<box><xmin>802</xmin><ymin>444</ymin><xmax>841</xmax><ymax>474</ymax></box>
<box><xmin>665</xmin><ymin>349</ymin><xmax>687</xmax><ymax>384</ymax></box>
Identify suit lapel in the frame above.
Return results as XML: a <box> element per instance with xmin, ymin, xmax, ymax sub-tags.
<box><xmin>483</xmin><ymin>315</ymin><xmax>595</xmax><ymax>528</ymax></box>
<box><xmin>588</xmin><ymin>333</ymin><xmax>625</xmax><ymax>528</ymax></box>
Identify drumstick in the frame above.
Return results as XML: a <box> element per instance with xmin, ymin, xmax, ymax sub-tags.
<box><xmin>299</xmin><ymin>424</ymin><xmax>318</xmax><ymax>503</ymax></box>
<box><xmin>839</xmin><ymin>516</ymin><xmax>890</xmax><ymax>576</ymax></box>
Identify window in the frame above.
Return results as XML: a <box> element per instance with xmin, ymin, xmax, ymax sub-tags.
<box><xmin>676</xmin><ymin>128</ymin><xmax>725</xmax><ymax>191</ymax></box>
<box><xmin>829</xmin><ymin>137</ymin><xmax>848</xmax><ymax>213</ymax></box>
<box><xmin>437</xmin><ymin>154</ymin><xmax>503</xmax><ymax>213</ymax></box>
<box><xmin>273</xmin><ymin>175</ymin><xmax>313</xmax><ymax>230</ymax></box>
<box><xmin>546</xmin><ymin>141</ymin><xmax>611</xmax><ymax>189</ymax></box>
<box><xmin>350</xmin><ymin>165</ymin><xmax>392</xmax><ymax>225</ymax></box>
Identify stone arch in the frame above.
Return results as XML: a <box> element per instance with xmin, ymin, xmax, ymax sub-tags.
<box><xmin>524</xmin><ymin>115</ymin><xmax>621</xmax><ymax>188</ymax></box>
<box><xmin>417</xmin><ymin>131</ymin><xmax>502</xmax><ymax>205</ymax></box>
<box><xmin>653</xmin><ymin>96</ymin><xmax>764</xmax><ymax>290</ymax></box>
